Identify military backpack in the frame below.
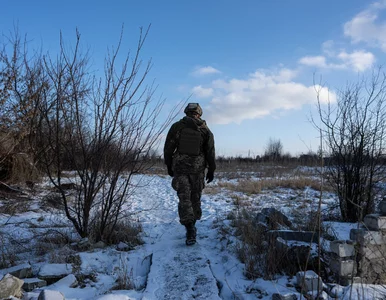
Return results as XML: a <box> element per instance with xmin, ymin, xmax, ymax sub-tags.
<box><xmin>177</xmin><ymin>126</ymin><xmax>203</xmax><ymax>156</ymax></box>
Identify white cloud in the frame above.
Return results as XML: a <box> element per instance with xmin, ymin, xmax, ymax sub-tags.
<box><xmin>191</xmin><ymin>66</ymin><xmax>221</xmax><ymax>76</ymax></box>
<box><xmin>192</xmin><ymin>85</ymin><xmax>214</xmax><ymax>98</ymax></box>
<box><xmin>298</xmin><ymin>2</ymin><xmax>381</xmax><ymax>73</ymax></box>
<box><xmin>299</xmin><ymin>56</ymin><xmax>328</xmax><ymax>68</ymax></box>
<box><xmin>298</xmin><ymin>50</ymin><xmax>375</xmax><ymax>72</ymax></box>
<box><xmin>338</xmin><ymin>50</ymin><xmax>375</xmax><ymax>71</ymax></box>
<box><xmin>344</xmin><ymin>0</ymin><xmax>386</xmax><ymax>51</ymax></box>
<box><xmin>202</xmin><ymin>69</ymin><xmax>336</xmax><ymax>125</ymax></box>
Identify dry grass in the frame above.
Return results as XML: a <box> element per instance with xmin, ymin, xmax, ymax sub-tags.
<box><xmin>216</xmin><ymin>180</ymin><xmax>261</xmax><ymax>195</ymax></box>
<box><xmin>0</xmin><ymin>235</ymin><xmax>17</xmax><ymax>269</ymax></box>
<box><xmin>215</xmin><ymin>176</ymin><xmax>332</xmax><ymax>195</ymax></box>
<box><xmin>203</xmin><ymin>185</ymin><xmax>221</xmax><ymax>195</ymax></box>
<box><xmin>112</xmin><ymin>255</ymin><xmax>135</xmax><ymax>290</ymax></box>
<box><xmin>0</xmin><ymin>195</ymin><xmax>31</xmax><ymax>214</ymax></box>
<box><xmin>230</xmin><ymin>209</ymin><xmax>268</xmax><ymax>279</ymax></box>
<box><xmin>231</xmin><ymin>194</ymin><xmax>251</xmax><ymax>207</ymax></box>
<box><xmin>48</xmin><ymin>245</ymin><xmax>77</xmax><ymax>264</ymax></box>
<box><xmin>35</xmin><ymin>228</ymin><xmax>75</xmax><ymax>257</ymax></box>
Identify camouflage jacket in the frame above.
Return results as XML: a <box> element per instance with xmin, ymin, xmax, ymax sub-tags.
<box><xmin>164</xmin><ymin>116</ymin><xmax>216</xmax><ymax>174</ymax></box>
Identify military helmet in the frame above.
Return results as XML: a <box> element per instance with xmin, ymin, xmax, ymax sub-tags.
<box><xmin>184</xmin><ymin>103</ymin><xmax>203</xmax><ymax>116</ymax></box>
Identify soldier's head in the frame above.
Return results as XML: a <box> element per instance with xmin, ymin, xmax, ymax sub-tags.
<box><xmin>184</xmin><ymin>103</ymin><xmax>202</xmax><ymax>118</ymax></box>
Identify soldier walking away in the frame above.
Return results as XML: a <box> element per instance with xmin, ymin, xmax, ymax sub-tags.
<box><xmin>164</xmin><ymin>103</ymin><xmax>216</xmax><ymax>246</ymax></box>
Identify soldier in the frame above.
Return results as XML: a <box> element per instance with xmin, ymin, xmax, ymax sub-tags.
<box><xmin>164</xmin><ymin>103</ymin><xmax>216</xmax><ymax>245</ymax></box>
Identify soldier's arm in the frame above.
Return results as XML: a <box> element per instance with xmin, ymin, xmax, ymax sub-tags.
<box><xmin>163</xmin><ymin>123</ymin><xmax>179</xmax><ymax>167</ymax></box>
<box><xmin>205</xmin><ymin>129</ymin><xmax>216</xmax><ymax>172</ymax></box>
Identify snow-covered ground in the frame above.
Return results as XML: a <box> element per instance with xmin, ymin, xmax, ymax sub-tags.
<box><xmin>1</xmin><ymin>173</ymin><xmax>386</xmax><ymax>299</ymax></box>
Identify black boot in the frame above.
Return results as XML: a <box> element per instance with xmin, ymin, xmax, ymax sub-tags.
<box><xmin>185</xmin><ymin>223</ymin><xmax>196</xmax><ymax>246</ymax></box>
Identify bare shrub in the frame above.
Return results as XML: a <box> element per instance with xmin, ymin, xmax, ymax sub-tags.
<box><xmin>89</xmin><ymin>218</ymin><xmax>143</xmax><ymax>247</ymax></box>
<box><xmin>1</xmin><ymin>26</ymin><xmax>184</xmax><ymax>240</ymax></box>
<box><xmin>41</xmin><ymin>192</ymin><xmax>63</xmax><ymax>210</ymax></box>
<box><xmin>314</xmin><ymin>69</ymin><xmax>386</xmax><ymax>222</ymax></box>
<box><xmin>20</xmin><ymin>26</ymin><xmax>184</xmax><ymax>241</ymax></box>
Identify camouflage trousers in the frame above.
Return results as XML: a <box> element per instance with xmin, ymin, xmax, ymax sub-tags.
<box><xmin>172</xmin><ymin>172</ymin><xmax>205</xmax><ymax>225</ymax></box>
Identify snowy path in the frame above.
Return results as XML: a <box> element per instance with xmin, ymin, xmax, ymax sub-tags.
<box><xmin>129</xmin><ymin>175</ymin><xmax>225</xmax><ymax>299</ymax></box>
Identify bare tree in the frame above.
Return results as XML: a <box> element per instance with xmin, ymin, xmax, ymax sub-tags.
<box><xmin>263</xmin><ymin>137</ymin><xmax>283</xmax><ymax>162</ymax></box>
<box><xmin>31</xmin><ymin>26</ymin><xmax>183</xmax><ymax>241</ymax></box>
<box><xmin>0</xmin><ymin>29</ymin><xmax>43</xmax><ymax>182</ymax></box>
<box><xmin>314</xmin><ymin>68</ymin><xmax>386</xmax><ymax>222</ymax></box>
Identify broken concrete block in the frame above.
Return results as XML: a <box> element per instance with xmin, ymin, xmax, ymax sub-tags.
<box><xmin>379</xmin><ymin>200</ymin><xmax>386</xmax><ymax>215</ymax></box>
<box><xmin>364</xmin><ymin>214</ymin><xmax>386</xmax><ymax>231</ymax></box>
<box><xmin>296</xmin><ymin>270</ymin><xmax>323</xmax><ymax>293</ymax></box>
<box><xmin>350</xmin><ymin>229</ymin><xmax>386</xmax><ymax>245</ymax></box>
<box><xmin>336</xmin><ymin>276</ymin><xmax>363</xmax><ymax>286</ymax></box>
<box><xmin>329</xmin><ymin>257</ymin><xmax>356</xmax><ymax>277</ymax></box>
<box><xmin>268</xmin><ymin>230</ymin><xmax>318</xmax><ymax>243</ymax></box>
<box><xmin>330</xmin><ymin>240</ymin><xmax>355</xmax><ymax>257</ymax></box>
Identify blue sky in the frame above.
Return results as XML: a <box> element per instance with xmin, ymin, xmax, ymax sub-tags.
<box><xmin>1</xmin><ymin>0</ymin><xmax>385</xmax><ymax>157</ymax></box>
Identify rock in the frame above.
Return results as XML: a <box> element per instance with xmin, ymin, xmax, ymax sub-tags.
<box><xmin>23</xmin><ymin>277</ymin><xmax>47</xmax><ymax>292</ymax></box>
<box><xmin>49</xmin><ymin>274</ymin><xmax>78</xmax><ymax>289</ymax></box>
<box><xmin>0</xmin><ymin>262</ymin><xmax>33</xmax><ymax>279</ymax></box>
<box><xmin>38</xmin><ymin>289</ymin><xmax>65</xmax><ymax>300</ymax></box>
<box><xmin>92</xmin><ymin>241</ymin><xmax>106</xmax><ymax>249</ymax></box>
<box><xmin>272</xmin><ymin>293</ymin><xmax>298</xmax><ymax>300</ymax></box>
<box><xmin>255</xmin><ymin>207</ymin><xmax>292</xmax><ymax>229</ymax></box>
<box><xmin>38</xmin><ymin>263</ymin><xmax>73</xmax><ymax>284</ymax></box>
<box><xmin>117</xmin><ymin>242</ymin><xmax>133</xmax><ymax>251</ymax></box>
<box><xmin>0</xmin><ymin>273</ymin><xmax>24</xmax><ymax>299</ymax></box>
<box><xmin>71</xmin><ymin>237</ymin><xmax>92</xmax><ymax>251</ymax></box>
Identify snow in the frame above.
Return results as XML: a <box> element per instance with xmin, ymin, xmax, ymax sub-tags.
<box><xmin>0</xmin><ymin>173</ymin><xmax>385</xmax><ymax>299</ymax></box>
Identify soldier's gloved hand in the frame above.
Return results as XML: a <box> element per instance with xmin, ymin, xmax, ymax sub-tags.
<box><xmin>167</xmin><ymin>165</ymin><xmax>174</xmax><ymax>177</ymax></box>
<box><xmin>206</xmin><ymin>170</ymin><xmax>214</xmax><ymax>183</ymax></box>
